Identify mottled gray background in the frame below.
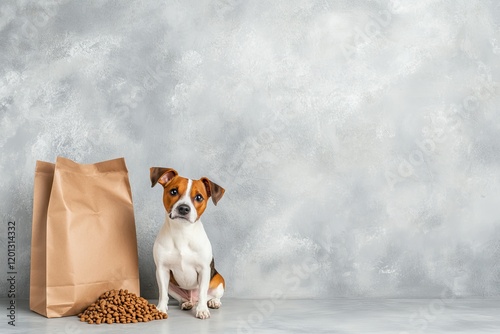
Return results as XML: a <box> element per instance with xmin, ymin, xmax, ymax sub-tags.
<box><xmin>1</xmin><ymin>0</ymin><xmax>500</xmax><ymax>300</ymax></box>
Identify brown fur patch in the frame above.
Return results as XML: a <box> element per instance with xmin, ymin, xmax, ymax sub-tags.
<box><xmin>162</xmin><ymin>176</ymin><xmax>189</xmax><ymax>213</ymax></box>
<box><xmin>209</xmin><ymin>273</ymin><xmax>225</xmax><ymax>290</ymax></box>
<box><xmin>191</xmin><ymin>179</ymin><xmax>209</xmax><ymax>219</ymax></box>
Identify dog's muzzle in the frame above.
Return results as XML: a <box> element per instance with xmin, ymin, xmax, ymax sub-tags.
<box><xmin>169</xmin><ymin>204</ymin><xmax>193</xmax><ymax>222</ymax></box>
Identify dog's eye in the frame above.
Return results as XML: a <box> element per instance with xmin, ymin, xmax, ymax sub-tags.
<box><xmin>170</xmin><ymin>188</ymin><xmax>178</xmax><ymax>196</ymax></box>
<box><xmin>195</xmin><ymin>194</ymin><xmax>204</xmax><ymax>202</ymax></box>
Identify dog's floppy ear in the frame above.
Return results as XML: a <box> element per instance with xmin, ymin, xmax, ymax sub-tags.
<box><xmin>150</xmin><ymin>167</ymin><xmax>178</xmax><ymax>187</ymax></box>
<box><xmin>201</xmin><ymin>177</ymin><xmax>225</xmax><ymax>205</ymax></box>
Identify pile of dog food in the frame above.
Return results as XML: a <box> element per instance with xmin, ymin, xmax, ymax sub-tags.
<box><xmin>78</xmin><ymin>289</ymin><xmax>167</xmax><ymax>324</ymax></box>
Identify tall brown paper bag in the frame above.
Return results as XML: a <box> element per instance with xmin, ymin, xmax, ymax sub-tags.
<box><xmin>30</xmin><ymin>157</ymin><xmax>140</xmax><ymax>318</ymax></box>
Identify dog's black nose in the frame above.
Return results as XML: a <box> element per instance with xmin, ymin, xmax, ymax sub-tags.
<box><xmin>177</xmin><ymin>204</ymin><xmax>191</xmax><ymax>215</ymax></box>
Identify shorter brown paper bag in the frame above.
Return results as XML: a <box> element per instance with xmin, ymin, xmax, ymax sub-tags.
<box><xmin>30</xmin><ymin>157</ymin><xmax>140</xmax><ymax>318</ymax></box>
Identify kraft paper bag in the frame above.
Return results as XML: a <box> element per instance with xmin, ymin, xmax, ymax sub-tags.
<box><xmin>30</xmin><ymin>157</ymin><xmax>140</xmax><ymax>318</ymax></box>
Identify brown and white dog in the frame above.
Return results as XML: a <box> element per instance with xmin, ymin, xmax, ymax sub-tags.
<box><xmin>150</xmin><ymin>167</ymin><xmax>225</xmax><ymax>319</ymax></box>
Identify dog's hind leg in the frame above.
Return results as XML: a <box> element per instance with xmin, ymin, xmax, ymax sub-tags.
<box><xmin>207</xmin><ymin>273</ymin><xmax>225</xmax><ymax>309</ymax></box>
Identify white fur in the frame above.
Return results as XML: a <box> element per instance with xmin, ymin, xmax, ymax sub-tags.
<box><xmin>153</xmin><ymin>178</ymin><xmax>214</xmax><ymax>319</ymax></box>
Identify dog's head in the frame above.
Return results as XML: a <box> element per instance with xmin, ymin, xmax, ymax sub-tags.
<box><xmin>150</xmin><ymin>167</ymin><xmax>225</xmax><ymax>224</ymax></box>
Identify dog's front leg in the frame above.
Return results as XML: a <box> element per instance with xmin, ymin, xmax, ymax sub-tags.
<box><xmin>195</xmin><ymin>265</ymin><xmax>211</xmax><ymax>319</ymax></box>
<box><xmin>156</xmin><ymin>266</ymin><xmax>170</xmax><ymax>314</ymax></box>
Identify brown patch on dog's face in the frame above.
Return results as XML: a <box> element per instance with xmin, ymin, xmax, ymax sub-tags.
<box><xmin>191</xmin><ymin>179</ymin><xmax>210</xmax><ymax>219</ymax></box>
<box><xmin>162</xmin><ymin>176</ymin><xmax>189</xmax><ymax>214</ymax></box>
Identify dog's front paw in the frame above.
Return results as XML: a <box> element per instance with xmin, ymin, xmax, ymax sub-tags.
<box><xmin>195</xmin><ymin>305</ymin><xmax>211</xmax><ymax>319</ymax></box>
<box><xmin>157</xmin><ymin>302</ymin><xmax>169</xmax><ymax>314</ymax></box>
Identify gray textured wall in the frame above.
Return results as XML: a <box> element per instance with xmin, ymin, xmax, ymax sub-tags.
<box><xmin>1</xmin><ymin>0</ymin><xmax>500</xmax><ymax>300</ymax></box>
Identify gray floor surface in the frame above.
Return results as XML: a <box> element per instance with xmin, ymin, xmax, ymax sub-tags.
<box><xmin>1</xmin><ymin>298</ymin><xmax>499</xmax><ymax>333</ymax></box>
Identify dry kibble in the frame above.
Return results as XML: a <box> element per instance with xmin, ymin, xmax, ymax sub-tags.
<box><xmin>78</xmin><ymin>289</ymin><xmax>167</xmax><ymax>324</ymax></box>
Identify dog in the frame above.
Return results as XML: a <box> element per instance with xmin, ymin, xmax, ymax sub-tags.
<box><xmin>150</xmin><ymin>167</ymin><xmax>225</xmax><ymax>319</ymax></box>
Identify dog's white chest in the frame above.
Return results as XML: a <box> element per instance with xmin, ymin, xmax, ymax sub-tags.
<box><xmin>154</xmin><ymin>219</ymin><xmax>212</xmax><ymax>290</ymax></box>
